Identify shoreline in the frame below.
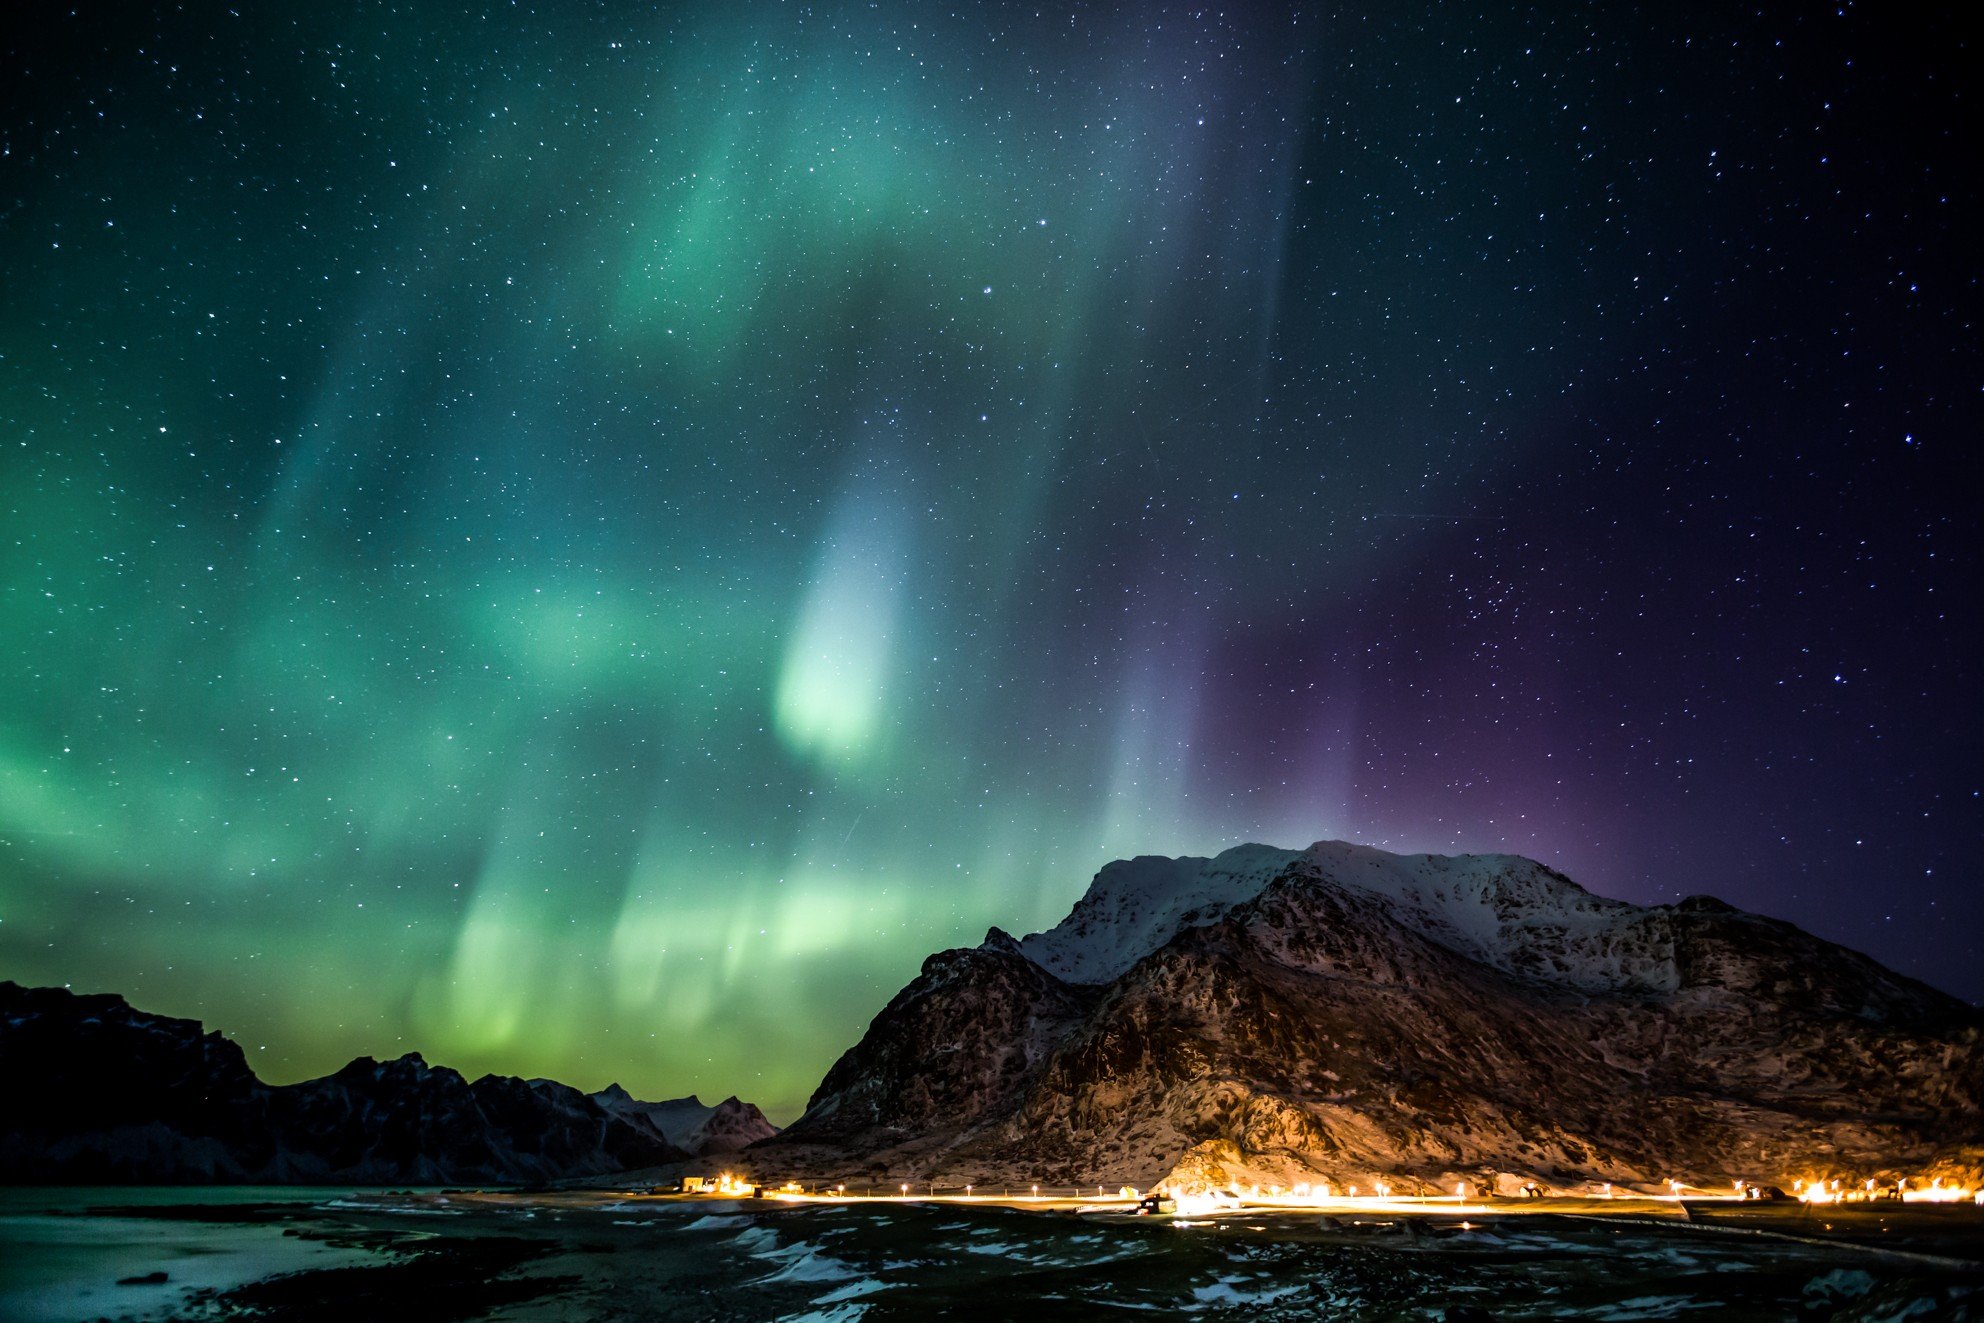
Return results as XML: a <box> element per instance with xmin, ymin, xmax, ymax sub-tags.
<box><xmin>4</xmin><ymin>1185</ymin><xmax>1978</xmax><ymax>1322</ymax></box>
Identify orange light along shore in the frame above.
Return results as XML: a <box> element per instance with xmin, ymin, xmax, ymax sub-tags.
<box><xmin>656</xmin><ymin>1169</ymin><xmax>1982</xmax><ymax>1215</ymax></box>
<box><xmin>1792</xmin><ymin>1175</ymin><xmax>1984</xmax><ymax>1206</ymax></box>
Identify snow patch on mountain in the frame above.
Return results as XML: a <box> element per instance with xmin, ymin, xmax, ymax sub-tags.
<box><xmin>1010</xmin><ymin>843</ymin><xmax>1298</xmax><ymax>984</ymax></box>
<box><xmin>1009</xmin><ymin>839</ymin><xmax>1691</xmax><ymax>995</ymax></box>
<box><xmin>1291</xmin><ymin>841</ymin><xmax>1681</xmax><ymax>994</ymax></box>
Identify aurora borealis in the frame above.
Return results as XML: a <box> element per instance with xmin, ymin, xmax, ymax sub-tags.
<box><xmin>2</xmin><ymin>2</ymin><xmax>1977</xmax><ymax>1119</ymax></box>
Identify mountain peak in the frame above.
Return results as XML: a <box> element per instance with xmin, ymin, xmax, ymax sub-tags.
<box><xmin>1009</xmin><ymin>840</ymin><xmax>1639</xmax><ymax>989</ymax></box>
<box><xmin>1014</xmin><ymin>845</ymin><xmax>1292</xmax><ymax>984</ymax></box>
<box><xmin>590</xmin><ymin>1086</ymin><xmax>775</xmax><ymax>1154</ymax></box>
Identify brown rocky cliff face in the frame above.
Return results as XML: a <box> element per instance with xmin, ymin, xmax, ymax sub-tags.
<box><xmin>756</xmin><ymin>845</ymin><xmax>1984</xmax><ymax>1193</ymax></box>
<box><xmin>784</xmin><ymin>945</ymin><xmax>1100</xmax><ymax>1143</ymax></box>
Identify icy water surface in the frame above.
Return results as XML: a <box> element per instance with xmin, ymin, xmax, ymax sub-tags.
<box><xmin>1</xmin><ymin>1188</ymin><xmax>1979</xmax><ymax>1321</ymax></box>
<box><xmin>0</xmin><ymin>1187</ymin><xmax>413</xmax><ymax>1320</ymax></box>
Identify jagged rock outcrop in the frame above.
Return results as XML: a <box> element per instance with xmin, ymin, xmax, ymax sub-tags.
<box><xmin>0</xmin><ymin>981</ymin><xmax>691</xmax><ymax>1184</ymax></box>
<box><xmin>764</xmin><ymin>842</ymin><xmax>1984</xmax><ymax>1194</ymax></box>
<box><xmin>790</xmin><ymin>944</ymin><xmax>1101</xmax><ymax>1146</ymax></box>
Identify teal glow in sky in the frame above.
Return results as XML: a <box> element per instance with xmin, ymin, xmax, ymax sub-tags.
<box><xmin>3</xmin><ymin>2</ymin><xmax>1977</xmax><ymax>1117</ymax></box>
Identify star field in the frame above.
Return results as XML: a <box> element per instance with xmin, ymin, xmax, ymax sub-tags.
<box><xmin>1</xmin><ymin>1</ymin><xmax>1977</xmax><ymax>1118</ymax></box>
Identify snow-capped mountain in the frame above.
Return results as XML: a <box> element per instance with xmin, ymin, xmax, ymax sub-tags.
<box><xmin>1014</xmin><ymin>843</ymin><xmax>1297</xmax><ymax>985</ymax></box>
<box><xmin>771</xmin><ymin>841</ymin><xmax>1983</xmax><ymax>1193</ymax></box>
<box><xmin>0</xmin><ymin>982</ymin><xmax>704</xmax><ymax>1184</ymax></box>
<box><xmin>590</xmin><ymin>1085</ymin><xmax>778</xmax><ymax>1155</ymax></box>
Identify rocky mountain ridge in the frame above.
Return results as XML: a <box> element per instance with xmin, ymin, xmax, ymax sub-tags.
<box><xmin>766</xmin><ymin>841</ymin><xmax>1983</xmax><ymax>1194</ymax></box>
<box><xmin>0</xmin><ymin>981</ymin><xmax>766</xmax><ymax>1183</ymax></box>
<box><xmin>590</xmin><ymin>1084</ymin><xmax>779</xmax><ymax>1154</ymax></box>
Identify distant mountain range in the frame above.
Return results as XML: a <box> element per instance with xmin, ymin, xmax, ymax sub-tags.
<box><xmin>591</xmin><ymin>1084</ymin><xmax>777</xmax><ymax>1155</ymax></box>
<box><xmin>762</xmin><ymin>841</ymin><xmax>1984</xmax><ymax>1194</ymax></box>
<box><xmin>0</xmin><ymin>981</ymin><xmax>773</xmax><ymax>1184</ymax></box>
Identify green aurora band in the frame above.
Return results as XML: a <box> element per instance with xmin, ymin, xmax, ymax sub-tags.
<box><xmin>2</xmin><ymin>7</ymin><xmax>1350</xmax><ymax>1116</ymax></box>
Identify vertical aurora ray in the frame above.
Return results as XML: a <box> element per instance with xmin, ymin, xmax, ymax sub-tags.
<box><xmin>774</xmin><ymin>484</ymin><xmax>911</xmax><ymax>776</ymax></box>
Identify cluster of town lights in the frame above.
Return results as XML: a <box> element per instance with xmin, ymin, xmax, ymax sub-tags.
<box><xmin>1792</xmin><ymin>1177</ymin><xmax>1982</xmax><ymax>1206</ymax></box>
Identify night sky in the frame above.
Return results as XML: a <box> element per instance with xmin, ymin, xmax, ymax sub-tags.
<box><xmin>2</xmin><ymin>2</ymin><xmax>1977</xmax><ymax>1120</ymax></box>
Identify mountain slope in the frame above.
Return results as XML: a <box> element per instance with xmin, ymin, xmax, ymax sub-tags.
<box><xmin>0</xmin><ymin>981</ymin><xmax>698</xmax><ymax>1184</ymax></box>
<box><xmin>770</xmin><ymin>841</ymin><xmax>1983</xmax><ymax>1193</ymax></box>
